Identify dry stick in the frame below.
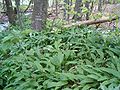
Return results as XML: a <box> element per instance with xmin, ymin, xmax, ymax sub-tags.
<box><xmin>24</xmin><ymin>0</ymin><xmax>32</xmax><ymax>13</ymax></box>
<box><xmin>64</xmin><ymin>16</ymin><xmax>119</xmax><ymax>28</ymax></box>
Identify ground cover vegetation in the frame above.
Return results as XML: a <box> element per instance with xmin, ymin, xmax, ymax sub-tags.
<box><xmin>0</xmin><ymin>23</ymin><xmax>120</xmax><ymax>90</ymax></box>
<box><xmin>0</xmin><ymin>0</ymin><xmax>120</xmax><ymax>90</ymax></box>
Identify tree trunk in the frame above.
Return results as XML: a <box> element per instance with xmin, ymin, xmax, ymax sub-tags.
<box><xmin>63</xmin><ymin>0</ymin><xmax>67</xmax><ymax>20</ymax></box>
<box><xmin>32</xmin><ymin>0</ymin><xmax>48</xmax><ymax>31</ymax></box>
<box><xmin>85</xmin><ymin>1</ymin><xmax>90</xmax><ymax>20</ymax></box>
<box><xmin>98</xmin><ymin>0</ymin><xmax>102</xmax><ymax>12</ymax></box>
<box><xmin>55</xmin><ymin>0</ymin><xmax>58</xmax><ymax>17</ymax></box>
<box><xmin>15</xmin><ymin>0</ymin><xmax>23</xmax><ymax>29</ymax></box>
<box><xmin>73</xmin><ymin>0</ymin><xmax>82</xmax><ymax>21</ymax></box>
<box><xmin>63</xmin><ymin>0</ymin><xmax>72</xmax><ymax>21</ymax></box>
<box><xmin>4</xmin><ymin>0</ymin><xmax>15</xmax><ymax>25</ymax></box>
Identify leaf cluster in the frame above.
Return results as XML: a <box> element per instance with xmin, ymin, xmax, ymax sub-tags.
<box><xmin>0</xmin><ymin>27</ymin><xmax>120</xmax><ymax>90</ymax></box>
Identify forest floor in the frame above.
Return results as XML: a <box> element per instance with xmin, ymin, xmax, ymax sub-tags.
<box><xmin>0</xmin><ymin>3</ymin><xmax>120</xmax><ymax>31</ymax></box>
<box><xmin>100</xmin><ymin>3</ymin><xmax>120</xmax><ymax>29</ymax></box>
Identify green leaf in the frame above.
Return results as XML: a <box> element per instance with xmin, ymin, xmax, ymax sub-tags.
<box><xmin>91</xmin><ymin>53</ymin><xmax>96</xmax><ymax>60</ymax></box>
<box><xmin>34</xmin><ymin>60</ymin><xmax>44</xmax><ymax>72</ymax></box>
<box><xmin>96</xmin><ymin>49</ymin><xmax>104</xmax><ymax>59</ymax></box>
<box><xmin>87</xmin><ymin>74</ymin><xmax>99</xmax><ymax>80</ymax></box>
<box><xmin>59</xmin><ymin>73</ymin><xmax>78</xmax><ymax>81</ymax></box>
<box><xmin>63</xmin><ymin>50</ymin><xmax>71</xmax><ymax>59</ymax></box>
<box><xmin>105</xmin><ymin>50</ymin><xmax>114</xmax><ymax>57</ymax></box>
<box><xmin>26</xmin><ymin>49</ymin><xmax>35</xmax><ymax>56</ymax></box>
<box><xmin>4</xmin><ymin>87</ymin><xmax>15</xmax><ymax>90</ymax></box>
<box><xmin>47</xmin><ymin>81</ymin><xmax>68</xmax><ymax>88</ymax></box>
<box><xmin>100</xmin><ymin>84</ymin><xmax>108</xmax><ymax>90</ymax></box>
<box><xmin>50</xmin><ymin>52</ymin><xmax>64</xmax><ymax>66</ymax></box>
<box><xmin>21</xmin><ymin>29</ymin><xmax>32</xmax><ymax>35</ymax></box>
<box><xmin>2</xmin><ymin>35</ymin><xmax>13</xmax><ymax>43</ymax></box>
<box><xmin>80</xmin><ymin>78</ymin><xmax>94</xmax><ymax>85</ymax></box>
<box><xmin>97</xmin><ymin>76</ymin><xmax>108</xmax><ymax>81</ymax></box>
<box><xmin>54</xmin><ymin>39</ymin><xmax>62</xmax><ymax>50</ymax></box>
<box><xmin>81</xmin><ymin>66</ymin><xmax>101</xmax><ymax>77</ymax></box>
<box><xmin>63</xmin><ymin>88</ymin><xmax>72</xmax><ymax>90</ymax></box>
<box><xmin>100</xmin><ymin>67</ymin><xmax>120</xmax><ymax>79</ymax></box>
<box><xmin>65</xmin><ymin>61</ymin><xmax>78</xmax><ymax>65</ymax></box>
<box><xmin>101</xmin><ymin>78</ymin><xmax>118</xmax><ymax>86</ymax></box>
<box><xmin>82</xmin><ymin>84</ymin><xmax>92</xmax><ymax>90</ymax></box>
<box><xmin>109</xmin><ymin>48</ymin><xmax>120</xmax><ymax>56</ymax></box>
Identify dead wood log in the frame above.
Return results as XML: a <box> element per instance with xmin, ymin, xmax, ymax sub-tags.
<box><xmin>64</xmin><ymin>16</ymin><xmax>119</xmax><ymax>28</ymax></box>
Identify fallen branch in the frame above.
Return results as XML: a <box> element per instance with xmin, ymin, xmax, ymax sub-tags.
<box><xmin>64</xmin><ymin>16</ymin><xmax>119</xmax><ymax>28</ymax></box>
<box><xmin>24</xmin><ymin>0</ymin><xmax>33</xmax><ymax>13</ymax></box>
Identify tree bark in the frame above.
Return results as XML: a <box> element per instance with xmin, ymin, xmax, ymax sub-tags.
<box><xmin>73</xmin><ymin>0</ymin><xmax>82</xmax><ymax>21</ymax></box>
<box><xmin>63</xmin><ymin>0</ymin><xmax>67</xmax><ymax>20</ymax></box>
<box><xmin>55</xmin><ymin>0</ymin><xmax>58</xmax><ymax>17</ymax></box>
<box><xmin>15</xmin><ymin>0</ymin><xmax>23</xmax><ymax>29</ymax></box>
<box><xmin>85</xmin><ymin>1</ymin><xmax>90</xmax><ymax>20</ymax></box>
<box><xmin>98</xmin><ymin>0</ymin><xmax>102</xmax><ymax>12</ymax></box>
<box><xmin>4</xmin><ymin>0</ymin><xmax>15</xmax><ymax>25</ymax></box>
<box><xmin>63</xmin><ymin>0</ymin><xmax>72</xmax><ymax>21</ymax></box>
<box><xmin>32</xmin><ymin>0</ymin><xmax>48</xmax><ymax>31</ymax></box>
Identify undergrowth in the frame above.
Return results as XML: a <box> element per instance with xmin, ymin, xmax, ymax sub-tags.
<box><xmin>0</xmin><ymin>26</ymin><xmax>120</xmax><ymax>90</ymax></box>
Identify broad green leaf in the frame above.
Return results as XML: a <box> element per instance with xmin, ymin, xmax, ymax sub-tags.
<box><xmin>109</xmin><ymin>48</ymin><xmax>120</xmax><ymax>56</ymax></box>
<box><xmin>34</xmin><ymin>60</ymin><xmax>44</xmax><ymax>72</ymax></box>
<box><xmin>80</xmin><ymin>78</ymin><xmax>94</xmax><ymax>84</ymax></box>
<box><xmin>21</xmin><ymin>29</ymin><xmax>32</xmax><ymax>35</ymax></box>
<box><xmin>82</xmin><ymin>84</ymin><xmax>92</xmax><ymax>90</ymax></box>
<box><xmin>47</xmin><ymin>81</ymin><xmax>68</xmax><ymax>88</ymax></box>
<box><xmin>61</xmin><ymin>73</ymin><xmax>78</xmax><ymax>81</ymax></box>
<box><xmin>97</xmin><ymin>76</ymin><xmax>108</xmax><ymax>81</ymax></box>
<box><xmin>105</xmin><ymin>50</ymin><xmax>115</xmax><ymax>57</ymax></box>
<box><xmin>63</xmin><ymin>50</ymin><xmax>71</xmax><ymax>59</ymax></box>
<box><xmin>96</xmin><ymin>49</ymin><xmax>104</xmax><ymax>59</ymax></box>
<box><xmin>26</xmin><ymin>49</ymin><xmax>35</xmax><ymax>56</ymax></box>
<box><xmin>3</xmin><ymin>87</ymin><xmax>15</xmax><ymax>90</ymax></box>
<box><xmin>87</xmin><ymin>74</ymin><xmax>99</xmax><ymax>80</ymax></box>
<box><xmin>100</xmin><ymin>67</ymin><xmax>120</xmax><ymax>79</ymax></box>
<box><xmin>50</xmin><ymin>52</ymin><xmax>64</xmax><ymax>66</ymax></box>
<box><xmin>101</xmin><ymin>78</ymin><xmax>118</xmax><ymax>86</ymax></box>
<box><xmin>2</xmin><ymin>35</ymin><xmax>13</xmax><ymax>43</ymax></box>
<box><xmin>90</xmin><ymin>89</ymin><xmax>97</xmax><ymax>90</ymax></box>
<box><xmin>63</xmin><ymin>88</ymin><xmax>72</xmax><ymax>90</ymax></box>
<box><xmin>100</xmin><ymin>84</ymin><xmax>108</xmax><ymax>90</ymax></box>
<box><xmin>91</xmin><ymin>53</ymin><xmax>96</xmax><ymax>60</ymax></box>
<box><xmin>54</xmin><ymin>39</ymin><xmax>62</xmax><ymax>50</ymax></box>
<box><xmin>81</xmin><ymin>66</ymin><xmax>101</xmax><ymax>77</ymax></box>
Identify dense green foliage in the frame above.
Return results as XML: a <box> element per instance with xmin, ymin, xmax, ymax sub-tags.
<box><xmin>0</xmin><ymin>27</ymin><xmax>120</xmax><ymax>90</ymax></box>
